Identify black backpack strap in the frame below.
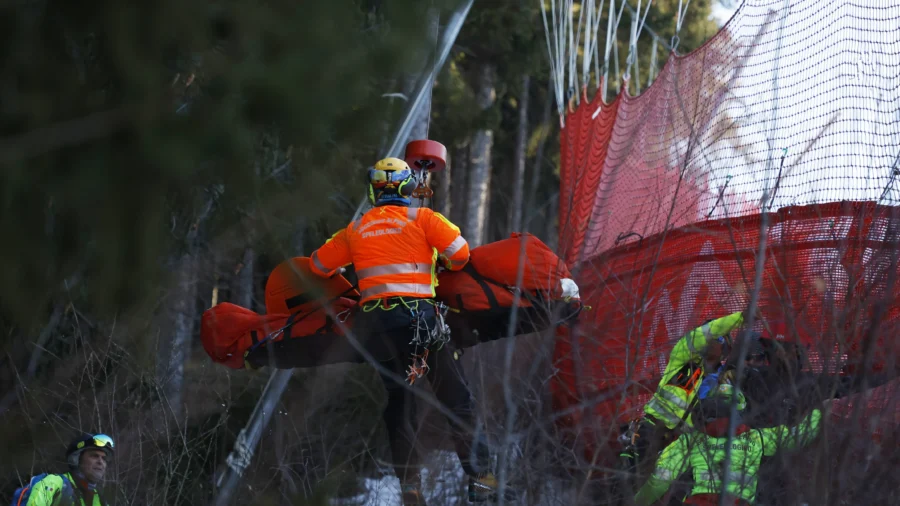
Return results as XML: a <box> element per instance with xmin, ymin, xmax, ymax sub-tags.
<box><xmin>462</xmin><ymin>263</ymin><xmax>501</xmax><ymax>311</ymax></box>
<box><xmin>462</xmin><ymin>263</ymin><xmax>550</xmax><ymax>308</ymax></box>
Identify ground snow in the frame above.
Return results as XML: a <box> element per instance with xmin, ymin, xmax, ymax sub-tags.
<box><xmin>328</xmin><ymin>450</ymin><xmax>466</xmax><ymax>506</ymax></box>
<box><xmin>328</xmin><ymin>448</ymin><xmax>578</xmax><ymax>505</ymax></box>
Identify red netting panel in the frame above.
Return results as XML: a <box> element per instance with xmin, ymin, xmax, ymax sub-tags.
<box><xmin>552</xmin><ymin>202</ymin><xmax>900</xmax><ymax>461</ymax></box>
<box><xmin>558</xmin><ymin>0</ymin><xmax>900</xmax><ymax>264</ymax></box>
<box><xmin>558</xmin><ymin>96</ymin><xmax>621</xmax><ymax>267</ymax></box>
<box><xmin>553</xmin><ymin>0</ymin><xmax>900</xmax><ymax>463</ymax></box>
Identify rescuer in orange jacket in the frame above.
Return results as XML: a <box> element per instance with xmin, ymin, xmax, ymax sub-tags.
<box><xmin>309</xmin><ymin>157</ymin><xmax>504</xmax><ymax>505</ymax></box>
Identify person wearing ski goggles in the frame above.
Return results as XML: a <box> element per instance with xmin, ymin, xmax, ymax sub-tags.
<box><xmin>12</xmin><ymin>433</ymin><xmax>114</xmax><ymax>505</ymax></box>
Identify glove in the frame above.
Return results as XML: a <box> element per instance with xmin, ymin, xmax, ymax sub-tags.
<box><xmin>721</xmin><ymin>369</ymin><xmax>736</xmax><ymax>385</ymax></box>
<box><xmin>560</xmin><ymin>278</ymin><xmax>581</xmax><ymax>301</ymax></box>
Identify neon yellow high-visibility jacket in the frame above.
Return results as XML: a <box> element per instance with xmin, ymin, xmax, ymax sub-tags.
<box><xmin>23</xmin><ymin>473</ymin><xmax>105</xmax><ymax>506</ymax></box>
<box><xmin>634</xmin><ymin>408</ymin><xmax>823</xmax><ymax>505</ymax></box>
<box><xmin>643</xmin><ymin>312</ymin><xmax>744</xmax><ymax>429</ymax></box>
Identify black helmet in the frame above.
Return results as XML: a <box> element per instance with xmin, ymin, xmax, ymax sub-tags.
<box><xmin>66</xmin><ymin>433</ymin><xmax>114</xmax><ymax>468</ymax></box>
<box><xmin>741</xmin><ymin>331</ymin><xmax>767</xmax><ymax>360</ymax></box>
<box><xmin>694</xmin><ymin>383</ymin><xmax>747</xmax><ymax>423</ymax></box>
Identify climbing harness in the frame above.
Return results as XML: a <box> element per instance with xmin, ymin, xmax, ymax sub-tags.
<box><xmin>405</xmin><ymin>299</ymin><xmax>452</xmax><ymax>385</ymax></box>
<box><xmin>409</xmin><ymin>300</ymin><xmax>452</xmax><ymax>349</ymax></box>
<box><xmin>404</xmin><ymin>140</ymin><xmax>446</xmax><ymax>206</ymax></box>
<box><xmin>361</xmin><ymin>296</ymin><xmax>453</xmax><ymax>385</ymax></box>
<box><xmin>407</xmin><ymin>349</ymin><xmax>430</xmax><ymax>385</ymax></box>
<box><xmin>409</xmin><ymin>169</ymin><xmax>433</xmax><ymax>204</ymax></box>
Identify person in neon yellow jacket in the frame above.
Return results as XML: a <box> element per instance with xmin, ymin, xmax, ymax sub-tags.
<box><xmin>621</xmin><ymin>311</ymin><xmax>747</xmax><ymax>470</ymax></box>
<box><xmin>15</xmin><ymin>434</ymin><xmax>113</xmax><ymax>506</ymax></box>
<box><xmin>634</xmin><ymin>384</ymin><xmax>823</xmax><ymax>506</ymax></box>
<box><xmin>618</xmin><ymin>310</ymin><xmax>752</xmax><ymax>505</ymax></box>
<box><xmin>644</xmin><ymin>311</ymin><xmax>747</xmax><ymax>429</ymax></box>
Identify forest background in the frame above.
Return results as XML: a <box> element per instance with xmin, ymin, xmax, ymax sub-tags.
<box><xmin>0</xmin><ymin>1</ymin><xmax>734</xmax><ymax>504</ymax></box>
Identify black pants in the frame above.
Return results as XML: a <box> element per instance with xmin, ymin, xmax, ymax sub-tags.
<box><xmin>355</xmin><ymin>298</ymin><xmax>490</xmax><ymax>483</ymax></box>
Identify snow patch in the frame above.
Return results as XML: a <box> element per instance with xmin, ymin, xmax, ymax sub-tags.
<box><xmin>328</xmin><ymin>450</ymin><xmax>466</xmax><ymax>506</ymax></box>
<box><xmin>421</xmin><ymin>450</ymin><xmax>467</xmax><ymax>504</ymax></box>
<box><xmin>329</xmin><ymin>475</ymin><xmax>400</xmax><ymax>506</ymax></box>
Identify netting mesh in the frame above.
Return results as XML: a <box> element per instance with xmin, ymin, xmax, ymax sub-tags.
<box><xmin>559</xmin><ymin>0</ymin><xmax>900</xmax><ymax>263</ymax></box>
<box><xmin>552</xmin><ymin>0</ymin><xmax>900</xmax><ymax>468</ymax></box>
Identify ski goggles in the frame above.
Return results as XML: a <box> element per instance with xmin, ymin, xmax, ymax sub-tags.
<box><xmin>78</xmin><ymin>434</ymin><xmax>115</xmax><ymax>450</ymax></box>
<box><xmin>368</xmin><ymin>167</ymin><xmax>412</xmax><ymax>188</ymax></box>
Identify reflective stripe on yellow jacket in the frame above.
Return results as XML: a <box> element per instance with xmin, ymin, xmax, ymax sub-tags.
<box><xmin>310</xmin><ymin>205</ymin><xmax>469</xmax><ymax>303</ymax></box>
<box><xmin>24</xmin><ymin>473</ymin><xmax>105</xmax><ymax>506</ymax></box>
<box><xmin>634</xmin><ymin>409</ymin><xmax>822</xmax><ymax>505</ymax></box>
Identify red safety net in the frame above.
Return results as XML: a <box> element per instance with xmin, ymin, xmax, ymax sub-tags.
<box><xmin>552</xmin><ymin>0</ymin><xmax>900</xmax><ymax>466</ymax></box>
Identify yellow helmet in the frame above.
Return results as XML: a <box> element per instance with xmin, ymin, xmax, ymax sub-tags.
<box><xmin>373</xmin><ymin>157</ymin><xmax>411</xmax><ymax>173</ymax></box>
<box><xmin>368</xmin><ymin>157</ymin><xmax>414</xmax><ymax>206</ymax></box>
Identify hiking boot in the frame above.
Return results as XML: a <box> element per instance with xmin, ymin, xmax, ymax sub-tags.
<box><xmin>467</xmin><ymin>473</ymin><xmax>518</xmax><ymax>503</ymax></box>
<box><xmin>401</xmin><ymin>483</ymin><xmax>427</xmax><ymax>506</ymax></box>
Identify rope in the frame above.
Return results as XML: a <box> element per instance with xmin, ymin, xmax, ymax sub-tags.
<box><xmin>671</xmin><ymin>0</ymin><xmax>692</xmax><ymax>49</ymax></box>
<box><xmin>538</xmin><ymin>0</ymin><xmax>677</xmax><ymax>111</ymax></box>
<box><xmin>579</xmin><ymin>0</ymin><xmax>592</xmax><ymax>90</ymax></box>
<box><xmin>648</xmin><ymin>34</ymin><xmax>659</xmax><ymax>87</ymax></box>
<box><xmin>619</xmin><ymin>0</ymin><xmax>675</xmax><ymax>54</ymax></box>
<box><xmin>593</xmin><ymin>7</ymin><xmax>602</xmax><ymax>94</ymax></box>
<box><xmin>572</xmin><ymin>0</ymin><xmax>585</xmax><ymax>103</ymax></box>
<box><xmin>675</xmin><ymin>0</ymin><xmax>693</xmax><ymax>35</ymax></box>
<box><xmin>637</xmin><ymin>0</ymin><xmax>653</xmax><ymax>38</ymax></box>
<box><xmin>539</xmin><ymin>0</ymin><xmax>565</xmax><ymax>120</ymax></box>
<box><xmin>602</xmin><ymin>0</ymin><xmax>617</xmax><ymax>101</ymax></box>
<box><xmin>613</xmin><ymin>30</ymin><xmax>620</xmax><ymax>94</ymax></box>
<box><xmin>610</xmin><ymin>1</ymin><xmax>628</xmax><ymax>95</ymax></box>
<box><xmin>624</xmin><ymin>2</ymin><xmax>637</xmax><ymax>83</ymax></box>
<box><xmin>624</xmin><ymin>0</ymin><xmax>653</xmax><ymax>83</ymax></box>
<box><xmin>567</xmin><ymin>0</ymin><xmax>577</xmax><ymax>105</ymax></box>
<box><xmin>582</xmin><ymin>0</ymin><xmax>609</xmax><ymax>91</ymax></box>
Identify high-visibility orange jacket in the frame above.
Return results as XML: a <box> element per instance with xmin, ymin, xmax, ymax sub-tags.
<box><xmin>310</xmin><ymin>205</ymin><xmax>470</xmax><ymax>303</ymax></box>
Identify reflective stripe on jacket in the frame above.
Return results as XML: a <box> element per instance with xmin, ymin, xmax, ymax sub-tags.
<box><xmin>309</xmin><ymin>205</ymin><xmax>469</xmax><ymax>303</ymax></box>
<box><xmin>633</xmin><ymin>409</ymin><xmax>822</xmax><ymax>506</ymax></box>
<box><xmin>25</xmin><ymin>473</ymin><xmax>105</xmax><ymax>506</ymax></box>
<box><xmin>644</xmin><ymin>312</ymin><xmax>744</xmax><ymax>429</ymax></box>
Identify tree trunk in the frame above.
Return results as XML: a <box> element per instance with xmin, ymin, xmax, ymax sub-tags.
<box><xmin>450</xmin><ymin>141</ymin><xmax>469</xmax><ymax>228</ymax></box>
<box><xmin>156</xmin><ymin>251</ymin><xmax>198</xmax><ymax>422</ymax></box>
<box><xmin>465</xmin><ymin>63</ymin><xmax>496</xmax><ymax>248</ymax></box>
<box><xmin>232</xmin><ymin>246</ymin><xmax>256</xmax><ymax>310</ymax></box>
<box><xmin>525</xmin><ymin>88</ymin><xmax>554</xmax><ymax>231</ymax></box>
<box><xmin>509</xmin><ymin>73</ymin><xmax>531</xmax><ymax>233</ymax></box>
<box><xmin>156</xmin><ymin>197</ymin><xmax>214</xmax><ymax>424</ymax></box>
